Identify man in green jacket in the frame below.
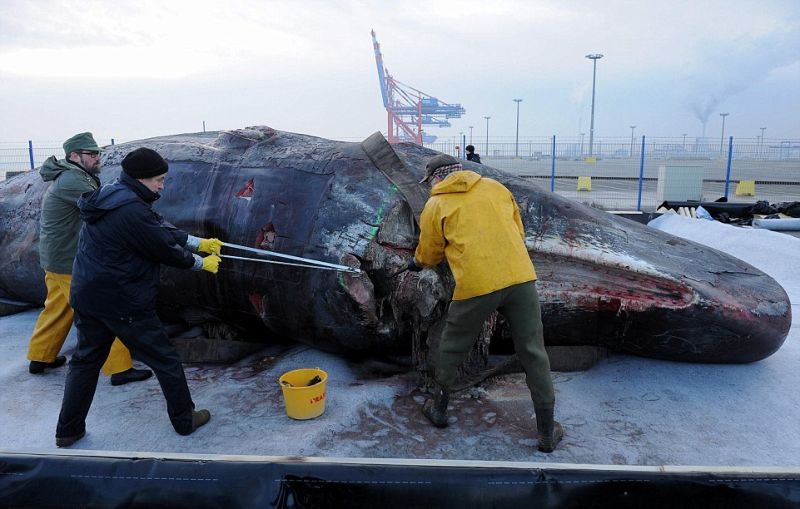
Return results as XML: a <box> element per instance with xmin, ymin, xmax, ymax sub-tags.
<box><xmin>412</xmin><ymin>154</ymin><xmax>563</xmax><ymax>453</ymax></box>
<box><xmin>27</xmin><ymin>132</ymin><xmax>152</xmax><ymax>386</ymax></box>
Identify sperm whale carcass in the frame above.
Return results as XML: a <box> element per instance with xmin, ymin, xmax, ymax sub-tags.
<box><xmin>0</xmin><ymin>126</ymin><xmax>791</xmax><ymax>382</ymax></box>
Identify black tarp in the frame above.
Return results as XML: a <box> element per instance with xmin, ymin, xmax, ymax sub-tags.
<box><xmin>658</xmin><ymin>200</ymin><xmax>756</xmax><ymax>218</ymax></box>
<box><xmin>1</xmin><ymin>451</ymin><xmax>799</xmax><ymax>508</ymax></box>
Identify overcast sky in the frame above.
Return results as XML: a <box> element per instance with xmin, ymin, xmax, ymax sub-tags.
<box><xmin>1</xmin><ymin>0</ymin><xmax>798</xmax><ymax>145</ymax></box>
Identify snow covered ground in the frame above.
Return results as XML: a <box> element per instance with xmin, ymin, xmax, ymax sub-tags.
<box><xmin>1</xmin><ymin>215</ymin><xmax>798</xmax><ymax>467</ymax></box>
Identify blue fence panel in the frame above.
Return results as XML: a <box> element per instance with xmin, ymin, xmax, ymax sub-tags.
<box><xmin>0</xmin><ymin>143</ymin><xmax>35</xmax><ymax>176</ymax></box>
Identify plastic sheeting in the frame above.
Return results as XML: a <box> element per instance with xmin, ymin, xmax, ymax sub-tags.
<box><xmin>2</xmin><ymin>451</ymin><xmax>799</xmax><ymax>508</ymax></box>
<box><xmin>753</xmin><ymin>217</ymin><xmax>800</xmax><ymax>231</ymax></box>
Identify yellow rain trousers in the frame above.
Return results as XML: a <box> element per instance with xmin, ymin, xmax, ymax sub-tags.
<box><xmin>415</xmin><ymin>170</ymin><xmax>537</xmax><ymax>300</ymax></box>
<box><xmin>27</xmin><ymin>272</ymin><xmax>133</xmax><ymax>376</ymax></box>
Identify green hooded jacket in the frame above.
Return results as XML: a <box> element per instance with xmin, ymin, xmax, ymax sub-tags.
<box><xmin>38</xmin><ymin>156</ymin><xmax>100</xmax><ymax>274</ymax></box>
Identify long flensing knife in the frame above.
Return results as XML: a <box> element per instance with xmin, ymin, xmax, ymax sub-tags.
<box><xmin>221</xmin><ymin>241</ymin><xmax>361</xmax><ymax>274</ymax></box>
<box><xmin>219</xmin><ymin>254</ymin><xmax>359</xmax><ymax>273</ymax></box>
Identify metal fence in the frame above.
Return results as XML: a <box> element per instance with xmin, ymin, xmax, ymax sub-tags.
<box><xmin>430</xmin><ymin>136</ymin><xmax>800</xmax><ymax>211</ymax></box>
<box><xmin>0</xmin><ymin>138</ymin><xmax>118</xmax><ymax>177</ymax></box>
<box><xmin>2</xmin><ymin>136</ymin><xmax>798</xmax><ymax>211</ymax></box>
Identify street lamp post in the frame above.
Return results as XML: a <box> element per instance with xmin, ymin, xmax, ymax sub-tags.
<box><xmin>585</xmin><ymin>53</ymin><xmax>604</xmax><ymax>157</ymax></box>
<box><xmin>629</xmin><ymin>125</ymin><xmax>636</xmax><ymax>158</ymax></box>
<box><xmin>484</xmin><ymin>116</ymin><xmax>491</xmax><ymax>157</ymax></box>
<box><xmin>580</xmin><ymin>132</ymin><xmax>585</xmax><ymax>157</ymax></box>
<box><xmin>513</xmin><ymin>99</ymin><xmax>523</xmax><ymax>159</ymax></box>
<box><xmin>469</xmin><ymin>126</ymin><xmax>474</xmax><ymax>145</ymax></box>
<box><xmin>759</xmin><ymin>127</ymin><xmax>766</xmax><ymax>156</ymax></box>
<box><xmin>719</xmin><ymin>113</ymin><xmax>729</xmax><ymax>154</ymax></box>
<box><xmin>682</xmin><ymin>133</ymin><xmax>687</xmax><ymax>150</ymax></box>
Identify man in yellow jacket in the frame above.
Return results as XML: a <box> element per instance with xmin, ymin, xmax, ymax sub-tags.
<box><xmin>412</xmin><ymin>154</ymin><xmax>563</xmax><ymax>453</ymax></box>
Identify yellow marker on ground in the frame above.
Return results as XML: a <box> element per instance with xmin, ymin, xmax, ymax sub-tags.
<box><xmin>736</xmin><ymin>180</ymin><xmax>755</xmax><ymax>196</ymax></box>
<box><xmin>577</xmin><ymin>176</ymin><xmax>592</xmax><ymax>191</ymax></box>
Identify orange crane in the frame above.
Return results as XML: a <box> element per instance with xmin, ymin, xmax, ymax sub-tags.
<box><xmin>371</xmin><ymin>30</ymin><xmax>465</xmax><ymax>144</ymax></box>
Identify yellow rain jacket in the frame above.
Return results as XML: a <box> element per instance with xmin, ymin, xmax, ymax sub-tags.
<box><xmin>415</xmin><ymin>170</ymin><xmax>537</xmax><ymax>300</ymax></box>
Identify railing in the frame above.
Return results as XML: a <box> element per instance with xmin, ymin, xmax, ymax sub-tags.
<box><xmin>0</xmin><ymin>138</ymin><xmax>117</xmax><ymax>176</ymax></box>
<box><xmin>429</xmin><ymin>136</ymin><xmax>800</xmax><ymax>161</ymax></box>
<box><xmin>430</xmin><ymin>136</ymin><xmax>800</xmax><ymax>210</ymax></box>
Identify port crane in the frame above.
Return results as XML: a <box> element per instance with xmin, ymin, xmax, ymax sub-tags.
<box><xmin>371</xmin><ymin>30</ymin><xmax>465</xmax><ymax>144</ymax></box>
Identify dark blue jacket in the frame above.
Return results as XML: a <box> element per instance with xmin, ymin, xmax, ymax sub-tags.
<box><xmin>466</xmin><ymin>152</ymin><xmax>481</xmax><ymax>164</ymax></box>
<box><xmin>70</xmin><ymin>172</ymin><xmax>195</xmax><ymax>320</ymax></box>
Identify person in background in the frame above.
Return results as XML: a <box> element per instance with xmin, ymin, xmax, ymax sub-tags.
<box><xmin>465</xmin><ymin>144</ymin><xmax>481</xmax><ymax>164</ymax></box>
<box><xmin>27</xmin><ymin>132</ymin><xmax>152</xmax><ymax>386</ymax></box>
<box><xmin>410</xmin><ymin>153</ymin><xmax>563</xmax><ymax>453</ymax></box>
<box><xmin>55</xmin><ymin>147</ymin><xmax>221</xmax><ymax>447</ymax></box>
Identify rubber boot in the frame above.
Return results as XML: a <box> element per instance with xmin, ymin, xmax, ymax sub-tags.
<box><xmin>29</xmin><ymin>355</ymin><xmax>67</xmax><ymax>374</ymax></box>
<box><xmin>422</xmin><ymin>385</ymin><xmax>450</xmax><ymax>428</ymax></box>
<box><xmin>55</xmin><ymin>430</ymin><xmax>85</xmax><ymax>448</ymax></box>
<box><xmin>110</xmin><ymin>367</ymin><xmax>153</xmax><ymax>386</ymax></box>
<box><xmin>190</xmin><ymin>409</ymin><xmax>211</xmax><ymax>433</ymax></box>
<box><xmin>535</xmin><ymin>406</ymin><xmax>563</xmax><ymax>453</ymax></box>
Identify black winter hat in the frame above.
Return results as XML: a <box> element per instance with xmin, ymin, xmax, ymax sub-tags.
<box><xmin>121</xmin><ymin>148</ymin><xmax>169</xmax><ymax>179</ymax></box>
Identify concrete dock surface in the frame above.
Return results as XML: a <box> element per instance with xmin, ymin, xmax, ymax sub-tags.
<box><xmin>1</xmin><ymin>215</ymin><xmax>798</xmax><ymax>467</ymax></box>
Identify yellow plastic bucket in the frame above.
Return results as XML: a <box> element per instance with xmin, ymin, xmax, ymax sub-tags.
<box><xmin>279</xmin><ymin>368</ymin><xmax>328</xmax><ymax>420</ymax></box>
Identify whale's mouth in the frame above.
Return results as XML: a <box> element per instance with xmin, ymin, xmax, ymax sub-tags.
<box><xmin>536</xmin><ymin>252</ymin><xmax>696</xmax><ymax>315</ymax></box>
<box><xmin>534</xmin><ymin>249</ymin><xmax>791</xmax><ymax>363</ymax></box>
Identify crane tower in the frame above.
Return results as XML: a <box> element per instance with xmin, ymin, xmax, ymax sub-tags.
<box><xmin>371</xmin><ymin>30</ymin><xmax>465</xmax><ymax>145</ymax></box>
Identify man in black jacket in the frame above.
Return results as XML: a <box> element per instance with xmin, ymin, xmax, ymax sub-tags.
<box><xmin>465</xmin><ymin>145</ymin><xmax>481</xmax><ymax>164</ymax></box>
<box><xmin>55</xmin><ymin>147</ymin><xmax>222</xmax><ymax>447</ymax></box>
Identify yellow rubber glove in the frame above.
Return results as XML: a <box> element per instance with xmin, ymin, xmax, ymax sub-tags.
<box><xmin>198</xmin><ymin>238</ymin><xmax>223</xmax><ymax>255</ymax></box>
<box><xmin>201</xmin><ymin>254</ymin><xmax>221</xmax><ymax>274</ymax></box>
